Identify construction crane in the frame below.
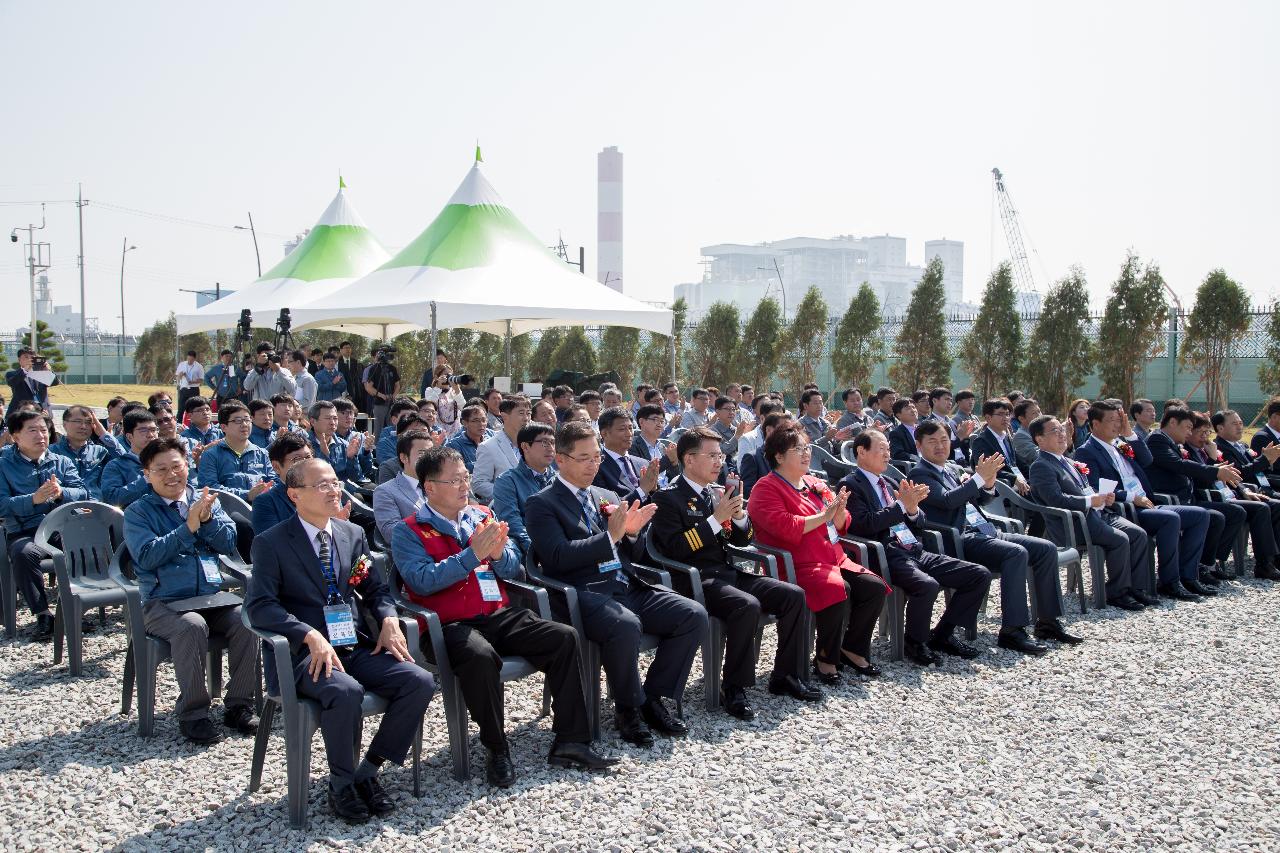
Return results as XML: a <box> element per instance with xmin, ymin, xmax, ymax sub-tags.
<box><xmin>991</xmin><ymin>168</ymin><xmax>1040</xmax><ymax>314</ymax></box>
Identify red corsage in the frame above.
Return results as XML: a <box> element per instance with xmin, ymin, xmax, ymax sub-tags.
<box><xmin>599</xmin><ymin>498</ymin><xmax>617</xmax><ymax>517</ymax></box>
<box><xmin>349</xmin><ymin>554</ymin><xmax>373</xmax><ymax>588</ymax></box>
<box><xmin>1073</xmin><ymin>461</ymin><xmax>1090</xmax><ymax>476</ymax></box>
<box><xmin>1247</xmin><ymin>448</ymin><xmax>1257</xmax><ymax>458</ymax></box>
<box><xmin>1180</xmin><ymin>448</ymin><xmax>1190</xmax><ymax>459</ymax></box>
<box><xmin>1119</xmin><ymin>444</ymin><xmax>1135</xmax><ymax>460</ymax></box>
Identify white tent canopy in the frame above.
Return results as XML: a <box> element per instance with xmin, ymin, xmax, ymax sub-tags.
<box><xmin>290</xmin><ymin>161</ymin><xmax>672</xmax><ymax>340</ymax></box>
<box><xmin>175</xmin><ymin>185</ymin><xmax>390</xmax><ymax>335</ymax></box>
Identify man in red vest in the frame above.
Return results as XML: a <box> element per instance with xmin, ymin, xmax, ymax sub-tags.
<box><xmin>391</xmin><ymin>446</ymin><xmax>617</xmax><ymax>788</ymax></box>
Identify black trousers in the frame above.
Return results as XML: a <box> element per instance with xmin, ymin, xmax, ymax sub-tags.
<box><xmin>1084</xmin><ymin>511</ymin><xmax>1148</xmax><ymax>598</ymax></box>
<box><xmin>837</xmin><ymin>571</ymin><xmax>889</xmax><ymax>660</ymax></box>
<box><xmin>577</xmin><ymin>581</ymin><xmax>708</xmax><ymax>709</ymax></box>
<box><xmin>422</xmin><ymin>606</ymin><xmax>589</xmax><ymax>751</ymax></box>
<box><xmin>887</xmin><ymin>548</ymin><xmax>992</xmax><ymax>644</ymax></box>
<box><xmin>701</xmin><ymin>570</ymin><xmax>807</xmax><ymax>686</ymax></box>
<box><xmin>1233</xmin><ymin>497</ymin><xmax>1279</xmax><ymax>562</ymax></box>
<box><xmin>293</xmin><ymin>645</ymin><xmax>435</xmax><ymax>788</ymax></box>
<box><xmin>961</xmin><ymin>531</ymin><xmax>1062</xmax><ymax>626</ymax></box>
<box><xmin>1194</xmin><ymin>500</ymin><xmax>1249</xmax><ymax>562</ymax></box>
<box><xmin>7</xmin><ymin>534</ymin><xmax>49</xmax><ymax>617</ymax></box>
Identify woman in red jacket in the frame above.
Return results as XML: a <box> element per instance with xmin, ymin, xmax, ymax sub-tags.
<box><xmin>748</xmin><ymin>424</ymin><xmax>889</xmax><ymax>681</ymax></box>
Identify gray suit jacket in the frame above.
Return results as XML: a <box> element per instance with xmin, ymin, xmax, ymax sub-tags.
<box><xmin>373</xmin><ymin>474</ymin><xmax>424</xmax><ymax>544</ymax></box>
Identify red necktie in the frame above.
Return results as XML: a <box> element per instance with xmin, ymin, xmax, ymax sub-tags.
<box><xmin>877</xmin><ymin>477</ymin><xmax>894</xmax><ymax>508</ymax></box>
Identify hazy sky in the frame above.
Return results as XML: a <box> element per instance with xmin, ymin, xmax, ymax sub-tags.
<box><xmin>2</xmin><ymin>1</ymin><xmax>1276</xmax><ymax>336</ymax></box>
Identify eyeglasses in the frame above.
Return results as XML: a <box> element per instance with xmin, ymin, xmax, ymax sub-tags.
<box><xmin>64</xmin><ymin>419</ymin><xmax>94</xmax><ymax>427</ymax></box>
<box><xmin>530</xmin><ymin>438</ymin><xmax>556</xmax><ymax>448</ymax></box>
<box><xmin>300</xmin><ymin>479</ymin><xmax>343</xmax><ymax>493</ymax></box>
<box><xmin>787</xmin><ymin>445</ymin><xmax>813</xmax><ymax>456</ymax></box>
<box><xmin>641</xmin><ymin>417</ymin><xmax>664</xmax><ymax>424</ymax></box>
<box><xmin>696</xmin><ymin>452</ymin><xmax>727</xmax><ymax>462</ymax></box>
<box><xmin>226</xmin><ymin>417</ymin><xmax>252</xmax><ymax>426</ymax></box>
<box><xmin>133</xmin><ymin>426</ymin><xmax>160</xmax><ymax>436</ymax></box>
<box><xmin>146</xmin><ymin>463</ymin><xmax>188</xmax><ymax>476</ymax></box>
<box><xmin>428</xmin><ymin>475</ymin><xmax>472</xmax><ymax>488</ymax></box>
<box><xmin>565</xmin><ymin>453</ymin><xmax>603</xmax><ymax>465</ymax></box>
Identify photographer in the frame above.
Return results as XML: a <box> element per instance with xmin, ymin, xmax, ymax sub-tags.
<box><xmin>362</xmin><ymin>344</ymin><xmax>401</xmax><ymax>433</ymax></box>
<box><xmin>242</xmin><ymin>343</ymin><xmax>297</xmax><ymax>402</ymax></box>
<box><xmin>5</xmin><ymin>348</ymin><xmax>59</xmax><ymax>416</ymax></box>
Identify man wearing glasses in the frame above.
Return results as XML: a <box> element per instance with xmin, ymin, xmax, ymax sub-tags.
<box><xmin>491</xmin><ymin>422</ymin><xmax>557</xmax><ymax>558</ymax></box>
<box><xmin>0</xmin><ymin>409</ymin><xmax>89</xmax><ymax>641</ymax></box>
<box><xmin>708</xmin><ymin>396</ymin><xmax>750</xmax><ymax>470</ymax></box>
<box><xmin>629</xmin><ymin>404</ymin><xmax>678</xmax><ymax>476</ymax></box>
<box><xmin>525</xmin><ymin>422</ymin><xmax>708</xmax><ymax>747</ymax></box>
<box><xmin>444</xmin><ymin>404</ymin><xmax>494</xmax><ymax>474</ymax></box>
<box><xmin>196</xmin><ymin>401</ymin><xmax>274</xmax><ymax>503</ymax></box>
<box><xmin>181</xmin><ymin>396</ymin><xmax>224</xmax><ymax>446</ymax></box>
<box><xmin>50</xmin><ymin>404</ymin><xmax>127</xmax><ymax>501</ymax></box>
<box><xmin>595</xmin><ymin>408</ymin><xmax>660</xmax><ymax>504</ymax></box>
<box><xmin>102</xmin><ymin>410</ymin><xmax>163</xmax><ymax>508</ymax></box>
<box><xmin>393</xmin><ymin>446</ymin><xmax>616</xmax><ymax>787</ymax></box>
<box><xmin>969</xmin><ymin>399</ymin><xmax>1032</xmax><ymax>496</ymax></box>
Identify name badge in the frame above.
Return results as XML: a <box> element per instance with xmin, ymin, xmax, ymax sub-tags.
<box><xmin>598</xmin><ymin>542</ymin><xmax>624</xmax><ymax>580</ymax></box>
<box><xmin>826</xmin><ymin>521</ymin><xmax>839</xmax><ymax>543</ymax></box>
<box><xmin>199</xmin><ymin>556</ymin><xmax>223</xmax><ymax>585</ymax></box>
<box><xmin>323</xmin><ymin>603</ymin><xmax>357</xmax><ymax>646</ymax></box>
<box><xmin>964</xmin><ymin>505</ymin><xmax>997</xmax><ymax>537</ymax></box>
<box><xmin>476</xmin><ymin>569</ymin><xmax>503</xmax><ymax>602</ymax></box>
<box><xmin>1215</xmin><ymin>481</ymin><xmax>1234</xmax><ymax>499</ymax></box>
<box><xmin>890</xmin><ymin>522</ymin><xmax>918</xmax><ymax>547</ymax></box>
<box><xmin>1257</xmin><ymin>473</ymin><xmax>1271</xmax><ymax>489</ymax></box>
<box><xmin>1080</xmin><ymin>483</ymin><xmax>1095</xmax><ymax>497</ymax></box>
<box><xmin>1122</xmin><ymin>475</ymin><xmax>1145</xmax><ymax>500</ymax></box>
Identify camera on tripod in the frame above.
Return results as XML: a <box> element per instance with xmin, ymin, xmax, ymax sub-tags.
<box><xmin>374</xmin><ymin>344</ymin><xmax>397</xmax><ymax>362</ymax></box>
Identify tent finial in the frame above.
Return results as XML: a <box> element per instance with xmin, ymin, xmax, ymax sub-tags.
<box><xmin>339</xmin><ymin>171</ymin><xmax>346</xmax><ymax>190</ymax></box>
<box><xmin>475</xmin><ymin>140</ymin><xmax>483</xmax><ymax>164</ymax></box>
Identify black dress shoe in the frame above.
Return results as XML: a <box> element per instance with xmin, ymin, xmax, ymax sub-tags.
<box><xmin>1208</xmin><ymin>566</ymin><xmax>1231</xmax><ymax>582</ymax></box>
<box><xmin>329</xmin><ymin>784</ymin><xmax>371</xmax><ymax>824</ymax></box>
<box><xmin>810</xmin><ymin>657</ymin><xmax>841</xmax><ymax>685</ymax></box>
<box><xmin>1198</xmin><ymin>570</ymin><xmax>1221</xmax><ymax>587</ymax></box>
<box><xmin>1033</xmin><ymin>618</ymin><xmax>1084</xmax><ymax>645</ymax></box>
<box><xmin>928</xmin><ymin>633</ymin><xmax>981</xmax><ymax>659</ymax></box>
<box><xmin>719</xmin><ymin>685</ymin><xmax>756</xmax><ymax>720</ymax></box>
<box><xmin>996</xmin><ymin>627</ymin><xmax>1048</xmax><ymax>656</ymax></box>
<box><xmin>640</xmin><ymin>697</ymin><xmax>688</xmax><ymax>736</ymax></box>
<box><xmin>1106</xmin><ymin>594</ymin><xmax>1144</xmax><ymax>611</ymax></box>
<box><xmin>904</xmin><ymin>639</ymin><xmax>941</xmax><ymax>667</ymax></box>
<box><xmin>485</xmin><ymin>749</ymin><xmax>516</xmax><ymax>788</ymax></box>
<box><xmin>222</xmin><ymin>704</ymin><xmax>259</xmax><ymax>735</ymax></box>
<box><xmin>179</xmin><ymin>716</ymin><xmax>224</xmax><ymax>745</ymax></box>
<box><xmin>1156</xmin><ymin>582</ymin><xmax>1202</xmax><ymax>602</ymax></box>
<box><xmin>547</xmin><ymin>741</ymin><xmax>620</xmax><ymax>771</ymax></box>
<box><xmin>1184</xmin><ymin>578</ymin><xmax>1219</xmax><ymax>597</ymax></box>
<box><xmin>614</xmin><ymin>706</ymin><xmax>655</xmax><ymax>747</ymax></box>
<box><xmin>841</xmin><ymin>655</ymin><xmax>883</xmax><ymax>678</ymax></box>
<box><xmin>1254</xmin><ymin>566</ymin><xmax>1280</xmax><ymax>581</ymax></box>
<box><xmin>767</xmin><ymin>672</ymin><xmax>823</xmax><ymax>701</ymax></box>
<box><xmin>1216</xmin><ymin>562</ymin><xmax>1238</xmax><ymax>580</ymax></box>
<box><xmin>1130</xmin><ymin>589</ymin><xmax>1160</xmax><ymax>606</ymax></box>
<box><xmin>31</xmin><ymin>613</ymin><xmax>54</xmax><ymax>642</ymax></box>
<box><xmin>354</xmin><ymin>775</ymin><xmax>396</xmax><ymax>816</ymax></box>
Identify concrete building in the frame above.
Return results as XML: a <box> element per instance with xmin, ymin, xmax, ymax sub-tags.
<box><xmin>924</xmin><ymin>239</ymin><xmax>964</xmax><ymax>307</ymax></box>
<box><xmin>597</xmin><ymin>146</ymin><xmax>623</xmax><ymax>293</ymax></box>
<box><xmin>29</xmin><ymin>273</ymin><xmax>82</xmax><ymax>336</ymax></box>
<box><xmin>678</xmin><ymin>235</ymin><xmax>965</xmax><ymax>321</ymax></box>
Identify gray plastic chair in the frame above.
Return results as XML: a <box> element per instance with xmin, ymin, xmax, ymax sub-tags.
<box><xmin>243</xmin><ymin>583</ymin><xmax>423</xmax><ymax>830</ymax></box>
<box><xmin>1197</xmin><ymin>489</ymin><xmax>1249</xmax><ymax>577</ymax></box>
<box><xmin>807</xmin><ymin>445</ymin><xmax>853</xmax><ymax>483</ymax></box>
<box><xmin>1</xmin><ymin>526</ymin><xmax>57</xmax><ymax>640</ymax></box>
<box><xmin>386</xmin><ymin>557</ymin><xmax>552</xmax><ymax>781</ymax></box>
<box><xmin>109</xmin><ymin>543</ymin><xmax>253</xmax><ymax>736</ymax></box>
<box><xmin>641</xmin><ymin>531</ymin><xmax>788</xmax><ymax>712</ymax></box>
<box><xmin>523</xmin><ymin>551</ymin><xmax>676</xmax><ymax>741</ymax></box>
<box><xmin>33</xmin><ymin>501</ymin><xmax>127</xmax><ymax>674</ymax></box>
<box><xmin>993</xmin><ymin>481</ymin><xmax>1091</xmax><ymax>611</ymax></box>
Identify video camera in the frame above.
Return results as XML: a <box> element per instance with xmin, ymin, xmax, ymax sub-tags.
<box><xmin>374</xmin><ymin>345</ymin><xmax>397</xmax><ymax>362</ymax></box>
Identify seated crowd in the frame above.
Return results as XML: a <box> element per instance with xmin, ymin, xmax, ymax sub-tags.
<box><xmin>4</xmin><ymin>340</ymin><xmax>1280</xmax><ymax>825</ymax></box>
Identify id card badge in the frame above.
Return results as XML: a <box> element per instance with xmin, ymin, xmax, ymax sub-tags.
<box><xmin>598</xmin><ymin>543</ymin><xmax>624</xmax><ymax>579</ymax></box>
<box><xmin>1257</xmin><ymin>473</ymin><xmax>1271</xmax><ymax>489</ymax></box>
<box><xmin>323</xmin><ymin>603</ymin><xmax>357</xmax><ymax>646</ymax></box>
<box><xmin>199</xmin><ymin>556</ymin><xmax>223</xmax><ymax>585</ymax></box>
<box><xmin>1122</xmin><ymin>475</ymin><xmax>1145</xmax><ymax>500</ymax></box>
<box><xmin>476</xmin><ymin>569</ymin><xmax>503</xmax><ymax>602</ymax></box>
<box><xmin>890</xmin><ymin>522</ymin><xmax>918</xmax><ymax>547</ymax></box>
<box><xmin>1080</xmin><ymin>483</ymin><xmax>1095</xmax><ymax>497</ymax></box>
<box><xmin>964</xmin><ymin>505</ymin><xmax>997</xmax><ymax>537</ymax></box>
<box><xmin>1215</xmin><ymin>481</ymin><xmax>1234</xmax><ymax>499</ymax></box>
<box><xmin>825</xmin><ymin>521</ymin><xmax>839</xmax><ymax>543</ymax></box>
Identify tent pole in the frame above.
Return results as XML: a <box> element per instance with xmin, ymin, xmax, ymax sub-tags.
<box><xmin>428</xmin><ymin>302</ymin><xmax>438</xmax><ymax>388</ymax></box>
<box><xmin>504</xmin><ymin>320</ymin><xmax>512</xmax><ymax>379</ymax></box>
<box><xmin>668</xmin><ymin>320</ymin><xmax>677</xmax><ymax>383</ymax></box>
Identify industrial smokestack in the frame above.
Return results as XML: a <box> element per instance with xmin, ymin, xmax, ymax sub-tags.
<box><xmin>597</xmin><ymin>146</ymin><xmax>623</xmax><ymax>292</ymax></box>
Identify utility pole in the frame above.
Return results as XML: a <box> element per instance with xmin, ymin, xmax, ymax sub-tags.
<box><xmin>236</xmin><ymin>213</ymin><xmax>262</xmax><ymax>276</ymax></box>
<box><xmin>10</xmin><ymin>205</ymin><xmax>50</xmax><ymax>355</ymax></box>
<box><xmin>77</xmin><ymin>185</ymin><xmax>89</xmax><ymax>383</ymax></box>
<box><xmin>119</xmin><ymin>239</ymin><xmax>137</xmax><ymax>359</ymax></box>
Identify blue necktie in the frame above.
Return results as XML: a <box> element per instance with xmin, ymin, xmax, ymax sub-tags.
<box><xmin>576</xmin><ymin>489</ymin><xmax>601</xmax><ymax>531</ymax></box>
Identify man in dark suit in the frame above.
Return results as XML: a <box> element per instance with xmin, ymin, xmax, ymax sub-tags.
<box><xmin>839</xmin><ymin>430</ymin><xmax>992</xmax><ymax>666</ymax></box>
<box><xmin>629</xmin><ymin>404</ymin><xmax>679</xmax><ymax>478</ymax></box>
<box><xmin>888</xmin><ymin>398</ymin><xmax>920</xmax><ymax>463</ymax></box>
<box><xmin>337</xmin><ymin>341</ymin><xmax>365</xmax><ymax>412</ymax></box>
<box><xmin>525</xmin><ymin>422</ymin><xmax>708</xmax><ymax>746</ymax></box>
<box><xmin>910</xmin><ymin>420</ymin><xmax>1078</xmax><ymax>651</ymax></box>
<box><xmin>1248</xmin><ymin>400</ymin><xmax>1280</xmax><ymax>490</ymax></box>
<box><xmin>1130</xmin><ymin>399</ymin><xmax>1157</xmax><ymax>442</ymax></box>
<box><xmin>5</xmin><ymin>347</ymin><xmax>57</xmax><ymax>415</ymax></box>
<box><xmin>1027</xmin><ymin>416</ymin><xmax>1154</xmax><ymax>610</ymax></box>
<box><xmin>649</xmin><ymin>427</ymin><xmax>818</xmax><ymax>720</ymax></box>
<box><xmin>969</xmin><ymin>399</ymin><xmax>1031</xmax><ymax>495</ymax></box>
<box><xmin>1214</xmin><ymin>409</ymin><xmax>1280</xmax><ymax>497</ymax></box>
<box><xmin>1143</xmin><ymin>408</ymin><xmax>1266</xmax><ymax>579</ymax></box>
<box><xmin>1073</xmin><ymin>400</ymin><xmax>1215</xmax><ymax>599</ymax></box>
<box><xmin>740</xmin><ymin>412</ymin><xmax>792</xmax><ymax>499</ymax></box>
<box><xmin>596</xmin><ymin>407</ymin><xmax>660</xmax><ymax>503</ymax></box>
<box><xmin>246</xmin><ymin>459</ymin><xmax>435</xmax><ymax>825</ymax></box>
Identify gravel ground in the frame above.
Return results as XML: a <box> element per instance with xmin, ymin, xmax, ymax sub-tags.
<box><xmin>1</xmin><ymin>564</ymin><xmax>1278</xmax><ymax>853</ymax></box>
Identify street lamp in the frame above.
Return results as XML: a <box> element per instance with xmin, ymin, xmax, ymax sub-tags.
<box><xmin>234</xmin><ymin>211</ymin><xmax>262</xmax><ymax>276</ymax></box>
<box><xmin>119</xmin><ymin>240</ymin><xmax>136</xmax><ymax>359</ymax></box>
